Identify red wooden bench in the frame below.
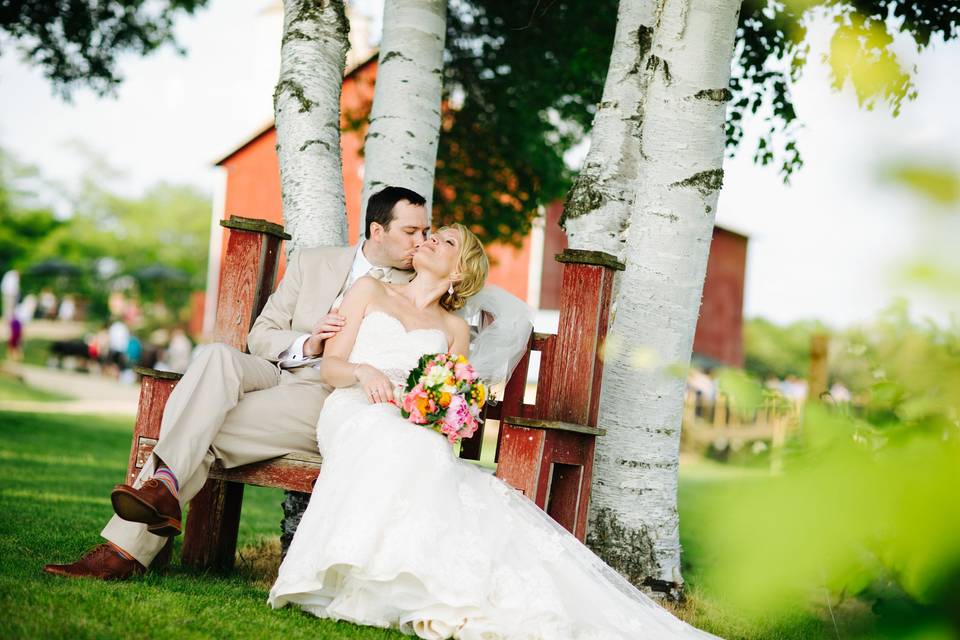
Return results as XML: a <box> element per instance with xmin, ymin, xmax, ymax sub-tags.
<box><xmin>129</xmin><ymin>216</ymin><xmax>623</xmax><ymax>570</ymax></box>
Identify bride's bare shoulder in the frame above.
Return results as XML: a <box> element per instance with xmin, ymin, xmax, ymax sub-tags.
<box><xmin>443</xmin><ymin>313</ymin><xmax>471</xmax><ymax>341</ymax></box>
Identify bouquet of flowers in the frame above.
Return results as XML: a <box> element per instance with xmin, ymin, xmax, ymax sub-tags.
<box><xmin>395</xmin><ymin>353</ymin><xmax>487</xmax><ymax>444</ymax></box>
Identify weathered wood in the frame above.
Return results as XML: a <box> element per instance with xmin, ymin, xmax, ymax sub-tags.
<box><xmin>534</xmin><ymin>333</ymin><xmax>558</xmax><ymax>418</ymax></box>
<box><xmin>182</xmin><ymin>218</ymin><xmax>286</xmax><ymax>571</ymax></box>
<box><xmin>213</xmin><ymin>226</ymin><xmax>284</xmax><ymax>352</ymax></box>
<box><xmin>133</xmin><ymin>366</ymin><xmax>183</xmax><ymax>381</ymax></box>
<box><xmin>208</xmin><ymin>453</ymin><xmax>322</xmax><ymax>494</ymax></box>
<box><xmin>126</xmin><ymin>374</ymin><xmax>179</xmax><ymax>485</ymax></box>
<box><xmin>554</xmin><ymin>248</ymin><xmax>626</xmax><ymax>271</ymax></box>
<box><xmin>574</xmin><ymin>435</ymin><xmax>597</xmax><ymax>539</ymax></box>
<box><xmin>545</xmin><ymin>462</ymin><xmax>582</xmax><ymax>533</ymax></box>
<box><xmin>549</xmin><ymin>261</ymin><xmax>616</xmax><ymax>427</ymax></box>
<box><xmin>505</xmin><ymin>416</ymin><xmax>606</xmax><ymax>437</ymax></box>
<box><xmin>181</xmin><ymin>478</ymin><xmax>244</xmax><ymax>570</ymax></box>
<box><xmin>492</xmin><ymin>254</ymin><xmax>619</xmax><ymax>542</ymax></box>
<box><xmin>220</xmin><ymin>215</ymin><xmax>291</xmax><ymax>240</ymax></box>
<box><xmin>495</xmin><ymin>424</ymin><xmax>545</xmax><ymax>498</ymax></box>
<box><xmin>495</xmin><ymin>334</ymin><xmax>532</xmax><ymax>464</ymax></box>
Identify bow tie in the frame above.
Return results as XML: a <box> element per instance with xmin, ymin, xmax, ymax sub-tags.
<box><xmin>368</xmin><ymin>266</ymin><xmax>389</xmax><ymax>281</ymax></box>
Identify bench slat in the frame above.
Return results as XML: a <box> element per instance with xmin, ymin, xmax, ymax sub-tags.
<box><xmin>207</xmin><ymin>454</ymin><xmax>322</xmax><ymax>494</ymax></box>
<box><xmin>504</xmin><ymin>416</ymin><xmax>606</xmax><ymax>437</ymax></box>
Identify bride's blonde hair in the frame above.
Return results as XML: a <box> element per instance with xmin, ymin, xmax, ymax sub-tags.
<box><xmin>440</xmin><ymin>223</ymin><xmax>488</xmax><ymax>312</ymax></box>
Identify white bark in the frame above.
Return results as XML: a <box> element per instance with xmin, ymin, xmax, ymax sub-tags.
<box><xmin>585</xmin><ymin>0</ymin><xmax>741</xmax><ymax>599</ymax></box>
<box><xmin>561</xmin><ymin>0</ymin><xmax>657</xmax><ymax>259</ymax></box>
<box><xmin>361</xmin><ymin>0</ymin><xmax>445</xmax><ymax>222</ymax></box>
<box><xmin>275</xmin><ymin>0</ymin><xmax>349</xmax><ymax>251</ymax></box>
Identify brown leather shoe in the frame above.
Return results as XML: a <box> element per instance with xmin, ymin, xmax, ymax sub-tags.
<box><xmin>111</xmin><ymin>478</ymin><xmax>182</xmax><ymax>537</ymax></box>
<box><xmin>43</xmin><ymin>544</ymin><xmax>145</xmax><ymax>580</ymax></box>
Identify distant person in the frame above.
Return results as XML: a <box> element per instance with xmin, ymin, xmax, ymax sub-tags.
<box><xmin>15</xmin><ymin>293</ymin><xmax>36</xmax><ymax>327</ymax></box>
<box><xmin>1</xmin><ymin>269</ymin><xmax>19</xmax><ymax>321</ymax></box>
<box><xmin>58</xmin><ymin>295</ymin><xmax>77</xmax><ymax>322</ymax></box>
<box><xmin>107</xmin><ymin>319</ymin><xmax>130</xmax><ymax>375</ymax></box>
<box><xmin>126</xmin><ymin>334</ymin><xmax>143</xmax><ymax>367</ymax></box>
<box><xmin>165</xmin><ymin>328</ymin><xmax>193</xmax><ymax>374</ymax></box>
<box><xmin>39</xmin><ymin>289</ymin><xmax>58</xmax><ymax>319</ymax></box>
<box><xmin>7</xmin><ymin>314</ymin><xmax>23</xmax><ymax>361</ymax></box>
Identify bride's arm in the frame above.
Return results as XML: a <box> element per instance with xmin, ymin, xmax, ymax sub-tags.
<box><xmin>318</xmin><ymin>277</ymin><xmax>384</xmax><ymax>390</ymax></box>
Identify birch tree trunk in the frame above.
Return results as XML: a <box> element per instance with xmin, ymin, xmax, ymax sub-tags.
<box><xmin>584</xmin><ymin>0</ymin><xmax>741</xmax><ymax>600</ymax></box>
<box><xmin>361</xmin><ymin>0</ymin><xmax>445</xmax><ymax>224</ymax></box>
<box><xmin>275</xmin><ymin>0</ymin><xmax>349</xmax><ymax>555</ymax></box>
<box><xmin>275</xmin><ymin>0</ymin><xmax>350</xmax><ymax>251</ymax></box>
<box><xmin>561</xmin><ymin>0</ymin><xmax>657</xmax><ymax>259</ymax></box>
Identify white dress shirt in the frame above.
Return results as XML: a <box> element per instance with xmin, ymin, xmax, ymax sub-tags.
<box><xmin>277</xmin><ymin>243</ymin><xmax>392</xmax><ymax>369</ymax></box>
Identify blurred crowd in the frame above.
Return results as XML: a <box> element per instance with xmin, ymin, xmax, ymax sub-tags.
<box><xmin>2</xmin><ymin>268</ymin><xmax>198</xmax><ymax>379</ymax></box>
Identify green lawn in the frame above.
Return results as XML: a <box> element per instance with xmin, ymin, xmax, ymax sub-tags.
<box><xmin>0</xmin><ymin>410</ymin><xmax>878</xmax><ymax>639</ymax></box>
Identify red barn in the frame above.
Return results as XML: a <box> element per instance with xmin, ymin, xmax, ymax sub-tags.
<box><xmin>205</xmin><ymin>55</ymin><xmax>747</xmax><ymax>367</ymax></box>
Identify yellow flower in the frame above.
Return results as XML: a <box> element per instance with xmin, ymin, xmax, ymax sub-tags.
<box><xmin>475</xmin><ymin>384</ymin><xmax>486</xmax><ymax>407</ymax></box>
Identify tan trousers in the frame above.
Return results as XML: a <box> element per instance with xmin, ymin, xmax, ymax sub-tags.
<box><xmin>101</xmin><ymin>343</ymin><xmax>329</xmax><ymax>566</ymax></box>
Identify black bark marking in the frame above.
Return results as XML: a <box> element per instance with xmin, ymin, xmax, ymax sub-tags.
<box><xmin>299</xmin><ymin>138</ymin><xmax>331</xmax><ymax>152</ymax></box>
<box><xmin>274</xmin><ymin>78</ymin><xmax>315</xmax><ymax>113</ymax></box>
<box><xmin>669</xmin><ymin>169</ymin><xmax>724</xmax><ymax>196</ymax></box>
<box><xmin>382</xmin><ymin>50</ymin><xmax>414</xmax><ymax>64</ymax></box>
<box><xmin>627</xmin><ymin>24</ymin><xmax>654</xmax><ymax>76</ymax></box>
<box><xmin>692</xmin><ymin>88</ymin><xmax>733</xmax><ymax>102</ymax></box>
<box><xmin>560</xmin><ymin>172</ymin><xmax>605</xmax><ymax>227</ymax></box>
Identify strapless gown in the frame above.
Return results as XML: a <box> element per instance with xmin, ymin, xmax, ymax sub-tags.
<box><xmin>269</xmin><ymin>311</ymin><xmax>718</xmax><ymax>640</ymax></box>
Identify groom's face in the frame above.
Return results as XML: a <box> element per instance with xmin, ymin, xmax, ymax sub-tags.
<box><xmin>375</xmin><ymin>200</ymin><xmax>429</xmax><ymax>270</ymax></box>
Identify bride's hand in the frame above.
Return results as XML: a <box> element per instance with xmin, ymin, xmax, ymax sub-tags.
<box><xmin>354</xmin><ymin>364</ymin><xmax>394</xmax><ymax>404</ymax></box>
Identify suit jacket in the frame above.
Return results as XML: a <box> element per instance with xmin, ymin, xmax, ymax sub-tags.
<box><xmin>246</xmin><ymin>245</ymin><xmax>414</xmax><ymax>372</ymax></box>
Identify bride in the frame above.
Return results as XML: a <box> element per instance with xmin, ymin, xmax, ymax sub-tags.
<box><xmin>269</xmin><ymin>224</ymin><xmax>718</xmax><ymax>640</ymax></box>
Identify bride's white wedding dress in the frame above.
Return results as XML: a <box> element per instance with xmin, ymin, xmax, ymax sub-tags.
<box><xmin>269</xmin><ymin>312</ymin><xmax>718</xmax><ymax>640</ymax></box>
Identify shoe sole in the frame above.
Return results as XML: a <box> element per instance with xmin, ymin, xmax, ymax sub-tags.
<box><xmin>111</xmin><ymin>489</ymin><xmax>182</xmax><ymax>537</ymax></box>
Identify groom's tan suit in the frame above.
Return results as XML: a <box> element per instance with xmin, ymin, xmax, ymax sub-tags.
<box><xmin>102</xmin><ymin>245</ymin><xmax>410</xmax><ymax>566</ymax></box>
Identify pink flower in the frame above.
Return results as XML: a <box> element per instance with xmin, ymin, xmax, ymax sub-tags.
<box><xmin>454</xmin><ymin>362</ymin><xmax>476</xmax><ymax>382</ymax></box>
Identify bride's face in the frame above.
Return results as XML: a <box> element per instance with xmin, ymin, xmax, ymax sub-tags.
<box><xmin>413</xmin><ymin>228</ymin><xmax>461</xmax><ymax>278</ymax></box>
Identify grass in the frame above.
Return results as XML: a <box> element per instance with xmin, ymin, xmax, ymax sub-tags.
<box><xmin>0</xmin><ymin>409</ymin><xmax>881</xmax><ymax>639</ymax></box>
<box><xmin>0</xmin><ymin>411</ymin><xmax>405</xmax><ymax>639</ymax></box>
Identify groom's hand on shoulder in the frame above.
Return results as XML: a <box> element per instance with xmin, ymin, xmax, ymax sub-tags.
<box><xmin>303</xmin><ymin>308</ymin><xmax>346</xmax><ymax>357</ymax></box>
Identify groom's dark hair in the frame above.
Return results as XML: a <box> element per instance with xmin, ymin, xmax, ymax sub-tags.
<box><xmin>365</xmin><ymin>186</ymin><xmax>427</xmax><ymax>239</ymax></box>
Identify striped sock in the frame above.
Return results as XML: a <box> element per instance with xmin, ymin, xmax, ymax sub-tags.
<box><xmin>153</xmin><ymin>465</ymin><xmax>179</xmax><ymax>499</ymax></box>
<box><xmin>108</xmin><ymin>542</ymin><xmax>135</xmax><ymax>561</ymax></box>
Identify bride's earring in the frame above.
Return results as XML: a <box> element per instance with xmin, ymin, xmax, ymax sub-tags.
<box><xmin>447</xmin><ymin>282</ymin><xmax>455</xmax><ymax>296</ymax></box>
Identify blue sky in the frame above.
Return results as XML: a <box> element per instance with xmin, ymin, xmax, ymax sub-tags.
<box><xmin>0</xmin><ymin>0</ymin><xmax>956</xmax><ymax>328</ymax></box>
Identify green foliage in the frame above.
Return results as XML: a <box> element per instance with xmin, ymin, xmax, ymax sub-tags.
<box><xmin>440</xmin><ymin>1</ymin><xmax>960</xmax><ymax>243</ymax></box>
<box><xmin>0</xmin><ymin>0</ymin><xmax>209</xmax><ymax>97</ymax></box>
<box><xmin>701</xmin><ymin>309</ymin><xmax>960</xmax><ymax>638</ymax></box>
<box><xmin>731</xmin><ymin>1</ymin><xmax>960</xmax><ymax>181</ymax></box>
<box><xmin>0</xmin><ymin>150</ymin><xmax>62</xmax><ymax>275</ymax></box>
<box><xmin>744</xmin><ymin>316</ymin><xmax>829</xmax><ymax>380</ymax></box>
<box><xmin>880</xmin><ymin>161</ymin><xmax>960</xmax><ymax>208</ymax></box>
<box><xmin>439</xmin><ymin>0</ymin><xmax>617</xmax><ymax>245</ymax></box>
<box><xmin>0</xmin><ymin>146</ymin><xmax>210</xmax><ymax>322</ymax></box>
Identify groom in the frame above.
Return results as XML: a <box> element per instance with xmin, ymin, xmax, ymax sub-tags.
<box><xmin>44</xmin><ymin>186</ymin><xmax>430</xmax><ymax>580</ymax></box>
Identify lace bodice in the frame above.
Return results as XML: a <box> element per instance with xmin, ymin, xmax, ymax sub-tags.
<box><xmin>346</xmin><ymin>311</ymin><xmax>449</xmax><ymax>385</ymax></box>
